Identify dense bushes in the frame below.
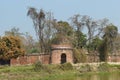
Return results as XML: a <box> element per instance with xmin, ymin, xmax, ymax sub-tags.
<box><xmin>59</xmin><ymin>63</ymin><xmax>73</xmax><ymax>71</ymax></box>
<box><xmin>34</xmin><ymin>61</ymin><xmax>54</xmax><ymax>73</ymax></box>
<box><xmin>34</xmin><ymin>61</ymin><xmax>43</xmax><ymax>71</ymax></box>
<box><xmin>76</xmin><ymin>63</ymin><xmax>120</xmax><ymax>73</ymax></box>
<box><xmin>79</xmin><ymin>64</ymin><xmax>93</xmax><ymax>73</ymax></box>
<box><xmin>0</xmin><ymin>36</ymin><xmax>25</xmax><ymax>60</ymax></box>
<box><xmin>33</xmin><ymin>62</ymin><xmax>120</xmax><ymax>74</ymax></box>
<box><xmin>34</xmin><ymin>62</ymin><xmax>73</xmax><ymax>73</ymax></box>
<box><xmin>34</xmin><ymin>61</ymin><xmax>73</xmax><ymax>74</ymax></box>
<box><xmin>73</xmin><ymin>48</ymin><xmax>87</xmax><ymax>63</ymax></box>
<box><xmin>98</xmin><ymin>63</ymin><xmax>111</xmax><ymax>72</ymax></box>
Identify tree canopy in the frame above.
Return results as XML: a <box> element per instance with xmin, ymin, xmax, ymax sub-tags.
<box><xmin>0</xmin><ymin>36</ymin><xmax>25</xmax><ymax>60</ymax></box>
<box><xmin>99</xmin><ymin>24</ymin><xmax>118</xmax><ymax>61</ymax></box>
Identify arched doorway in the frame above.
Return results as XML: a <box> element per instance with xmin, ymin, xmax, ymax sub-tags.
<box><xmin>61</xmin><ymin>53</ymin><xmax>66</xmax><ymax>64</ymax></box>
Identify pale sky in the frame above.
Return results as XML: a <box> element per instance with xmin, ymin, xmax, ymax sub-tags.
<box><xmin>0</xmin><ymin>0</ymin><xmax>120</xmax><ymax>39</ymax></box>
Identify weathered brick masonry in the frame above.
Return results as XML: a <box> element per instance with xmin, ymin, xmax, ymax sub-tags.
<box><xmin>51</xmin><ymin>44</ymin><xmax>73</xmax><ymax>64</ymax></box>
<box><xmin>10</xmin><ymin>45</ymin><xmax>120</xmax><ymax>65</ymax></box>
<box><xmin>11</xmin><ymin>54</ymin><xmax>50</xmax><ymax>66</ymax></box>
<box><xmin>10</xmin><ymin>44</ymin><xmax>73</xmax><ymax>65</ymax></box>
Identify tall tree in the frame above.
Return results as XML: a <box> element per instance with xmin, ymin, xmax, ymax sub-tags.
<box><xmin>99</xmin><ymin>24</ymin><xmax>118</xmax><ymax>61</ymax></box>
<box><xmin>24</xmin><ymin>32</ymin><xmax>39</xmax><ymax>53</ymax></box>
<box><xmin>70</xmin><ymin>14</ymin><xmax>85</xmax><ymax>31</ymax></box>
<box><xmin>96</xmin><ymin>18</ymin><xmax>109</xmax><ymax>37</ymax></box>
<box><xmin>51</xmin><ymin>21</ymin><xmax>73</xmax><ymax>44</ymax></box>
<box><xmin>70</xmin><ymin>14</ymin><xmax>86</xmax><ymax>48</ymax></box>
<box><xmin>70</xmin><ymin>15</ymin><xmax>106</xmax><ymax>49</ymax></box>
<box><xmin>27</xmin><ymin>7</ymin><xmax>56</xmax><ymax>53</ymax></box>
<box><xmin>114</xmin><ymin>33</ymin><xmax>120</xmax><ymax>52</ymax></box>
<box><xmin>27</xmin><ymin>8</ymin><xmax>45</xmax><ymax>53</ymax></box>
<box><xmin>89</xmin><ymin>37</ymin><xmax>102</xmax><ymax>51</ymax></box>
<box><xmin>82</xmin><ymin>16</ymin><xmax>97</xmax><ymax>51</ymax></box>
<box><xmin>72</xmin><ymin>31</ymin><xmax>87</xmax><ymax>49</ymax></box>
<box><xmin>103</xmin><ymin>24</ymin><xmax>118</xmax><ymax>53</ymax></box>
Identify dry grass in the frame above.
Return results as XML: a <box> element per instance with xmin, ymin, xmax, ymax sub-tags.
<box><xmin>0</xmin><ymin>64</ymin><xmax>75</xmax><ymax>80</ymax></box>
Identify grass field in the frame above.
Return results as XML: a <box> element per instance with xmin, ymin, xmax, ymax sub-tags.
<box><xmin>0</xmin><ymin>64</ymin><xmax>76</xmax><ymax>80</ymax></box>
<box><xmin>0</xmin><ymin>63</ymin><xmax>120</xmax><ymax>80</ymax></box>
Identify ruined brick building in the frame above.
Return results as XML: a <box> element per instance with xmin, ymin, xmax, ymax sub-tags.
<box><xmin>1</xmin><ymin>43</ymin><xmax>120</xmax><ymax>66</ymax></box>
<box><xmin>10</xmin><ymin>44</ymin><xmax>73</xmax><ymax>66</ymax></box>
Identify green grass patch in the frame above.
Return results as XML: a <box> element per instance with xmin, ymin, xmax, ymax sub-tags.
<box><xmin>0</xmin><ymin>63</ymin><xmax>120</xmax><ymax>80</ymax></box>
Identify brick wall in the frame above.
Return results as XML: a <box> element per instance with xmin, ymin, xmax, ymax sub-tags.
<box><xmin>87</xmin><ymin>54</ymin><xmax>100</xmax><ymax>62</ymax></box>
<box><xmin>10</xmin><ymin>54</ymin><xmax>50</xmax><ymax>66</ymax></box>
<box><xmin>87</xmin><ymin>54</ymin><xmax>120</xmax><ymax>62</ymax></box>
<box><xmin>108</xmin><ymin>55</ymin><xmax>120</xmax><ymax>62</ymax></box>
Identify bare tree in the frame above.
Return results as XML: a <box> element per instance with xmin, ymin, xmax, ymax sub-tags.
<box><xmin>70</xmin><ymin>14</ymin><xmax>85</xmax><ymax>31</ymax></box>
<box><xmin>96</xmin><ymin>18</ymin><xmax>109</xmax><ymax>37</ymax></box>
<box><xmin>82</xmin><ymin>16</ymin><xmax>97</xmax><ymax>44</ymax></box>
<box><xmin>27</xmin><ymin>7</ymin><xmax>56</xmax><ymax>53</ymax></box>
<box><xmin>27</xmin><ymin>8</ymin><xmax>45</xmax><ymax>53</ymax></box>
<box><xmin>70</xmin><ymin>14</ymin><xmax>86</xmax><ymax>48</ymax></box>
<box><xmin>70</xmin><ymin>14</ymin><xmax>110</xmax><ymax>50</ymax></box>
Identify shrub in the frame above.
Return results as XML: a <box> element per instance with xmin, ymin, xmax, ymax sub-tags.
<box><xmin>73</xmin><ymin>48</ymin><xmax>87</xmax><ymax>63</ymax></box>
<box><xmin>111</xmin><ymin>65</ymin><xmax>120</xmax><ymax>70</ymax></box>
<box><xmin>43</xmin><ymin>65</ymin><xmax>54</xmax><ymax>74</ymax></box>
<box><xmin>98</xmin><ymin>63</ymin><xmax>110</xmax><ymax>72</ymax></box>
<box><xmin>34</xmin><ymin>61</ymin><xmax>43</xmax><ymax>71</ymax></box>
<box><xmin>59</xmin><ymin>63</ymin><xmax>73</xmax><ymax>71</ymax></box>
<box><xmin>34</xmin><ymin>61</ymin><xmax>54</xmax><ymax>73</ymax></box>
<box><xmin>79</xmin><ymin>64</ymin><xmax>93</xmax><ymax>73</ymax></box>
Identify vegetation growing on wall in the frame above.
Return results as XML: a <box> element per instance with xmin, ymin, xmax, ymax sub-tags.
<box><xmin>73</xmin><ymin>48</ymin><xmax>87</xmax><ymax>63</ymax></box>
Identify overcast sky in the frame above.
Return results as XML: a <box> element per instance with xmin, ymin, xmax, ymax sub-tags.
<box><xmin>0</xmin><ymin>0</ymin><xmax>120</xmax><ymax>39</ymax></box>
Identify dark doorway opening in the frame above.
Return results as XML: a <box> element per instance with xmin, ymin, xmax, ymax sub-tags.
<box><xmin>0</xmin><ymin>59</ymin><xmax>10</xmax><ymax>65</ymax></box>
<box><xmin>61</xmin><ymin>53</ymin><xmax>66</xmax><ymax>64</ymax></box>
